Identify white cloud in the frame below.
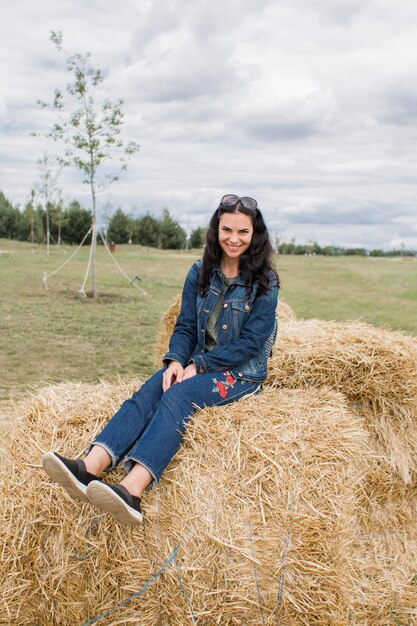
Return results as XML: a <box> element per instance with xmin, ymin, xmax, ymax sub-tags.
<box><xmin>1</xmin><ymin>0</ymin><xmax>417</xmax><ymax>250</ymax></box>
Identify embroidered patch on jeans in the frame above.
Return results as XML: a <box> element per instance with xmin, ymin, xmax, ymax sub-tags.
<box><xmin>211</xmin><ymin>371</ymin><xmax>237</xmax><ymax>398</ymax></box>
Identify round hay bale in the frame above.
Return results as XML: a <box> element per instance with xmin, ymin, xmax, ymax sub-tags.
<box><xmin>0</xmin><ymin>381</ymin><xmax>159</xmax><ymax>626</ymax></box>
<box><xmin>148</xmin><ymin>383</ymin><xmax>416</xmax><ymax>625</ymax></box>
<box><xmin>268</xmin><ymin>320</ymin><xmax>417</xmax><ymax>484</ymax></box>
<box><xmin>154</xmin><ymin>294</ymin><xmax>182</xmax><ymax>366</ymax></box>
<box><xmin>277</xmin><ymin>297</ymin><xmax>297</xmax><ymax>323</ymax></box>
<box><xmin>154</xmin><ymin>294</ymin><xmax>297</xmax><ymax>366</ymax></box>
<box><xmin>350</xmin><ymin>522</ymin><xmax>417</xmax><ymax>624</ymax></box>
<box><xmin>143</xmin><ymin>386</ymin><xmax>369</xmax><ymax>625</ymax></box>
<box><xmin>360</xmin><ymin>453</ymin><xmax>417</xmax><ymax>528</ymax></box>
<box><xmin>1</xmin><ymin>382</ymin><xmax>370</xmax><ymax>625</ymax></box>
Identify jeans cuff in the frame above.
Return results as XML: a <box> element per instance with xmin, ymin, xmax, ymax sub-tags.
<box><xmin>87</xmin><ymin>442</ymin><xmax>119</xmax><ymax>470</ymax></box>
<box><xmin>122</xmin><ymin>455</ymin><xmax>159</xmax><ymax>491</ymax></box>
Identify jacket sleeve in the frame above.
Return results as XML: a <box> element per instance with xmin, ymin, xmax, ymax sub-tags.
<box><xmin>191</xmin><ymin>279</ymin><xmax>279</xmax><ymax>374</ymax></box>
<box><xmin>162</xmin><ymin>261</ymin><xmax>200</xmax><ymax>368</ymax></box>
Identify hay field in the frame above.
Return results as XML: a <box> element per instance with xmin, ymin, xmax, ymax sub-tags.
<box><xmin>1</xmin><ymin>238</ymin><xmax>416</xmax><ymax>418</ymax></box>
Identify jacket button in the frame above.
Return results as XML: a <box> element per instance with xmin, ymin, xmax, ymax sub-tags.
<box><xmin>199</xmin><ymin>368</ymin><xmax>204</xmax><ymax>374</ymax></box>
<box><xmin>223</xmin><ymin>303</ymin><xmax>228</xmax><ymax>308</ymax></box>
<box><xmin>222</xmin><ymin>324</ymin><xmax>227</xmax><ymax>330</ymax></box>
<box><xmin>245</xmin><ymin>304</ymin><xmax>250</xmax><ymax>311</ymax></box>
<box><xmin>238</xmin><ymin>372</ymin><xmax>243</xmax><ymax>377</ymax></box>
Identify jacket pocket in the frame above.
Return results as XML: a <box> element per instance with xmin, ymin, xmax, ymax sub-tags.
<box><xmin>230</xmin><ymin>299</ymin><xmax>253</xmax><ymax>335</ymax></box>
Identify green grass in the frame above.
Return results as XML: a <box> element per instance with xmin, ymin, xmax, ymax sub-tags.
<box><xmin>1</xmin><ymin>239</ymin><xmax>416</xmax><ymax>416</ymax></box>
<box><xmin>278</xmin><ymin>253</ymin><xmax>417</xmax><ymax>333</ymax></box>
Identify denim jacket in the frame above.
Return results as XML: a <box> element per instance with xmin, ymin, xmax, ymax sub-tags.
<box><xmin>163</xmin><ymin>260</ymin><xmax>279</xmax><ymax>382</ymax></box>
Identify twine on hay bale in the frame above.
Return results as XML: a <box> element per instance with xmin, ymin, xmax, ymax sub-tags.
<box><xmin>268</xmin><ymin>319</ymin><xmax>417</xmax><ymax>484</ymax></box>
<box><xmin>154</xmin><ymin>293</ymin><xmax>297</xmax><ymax>366</ymax></box>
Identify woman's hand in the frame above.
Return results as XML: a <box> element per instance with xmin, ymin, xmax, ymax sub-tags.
<box><xmin>163</xmin><ymin>361</ymin><xmax>197</xmax><ymax>391</ymax></box>
<box><xmin>182</xmin><ymin>362</ymin><xmax>197</xmax><ymax>381</ymax></box>
<box><xmin>163</xmin><ymin>361</ymin><xmax>184</xmax><ymax>391</ymax></box>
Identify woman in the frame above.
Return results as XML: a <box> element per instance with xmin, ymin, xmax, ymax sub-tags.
<box><xmin>42</xmin><ymin>194</ymin><xmax>279</xmax><ymax>525</ymax></box>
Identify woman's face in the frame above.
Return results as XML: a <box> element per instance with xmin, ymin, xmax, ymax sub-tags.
<box><xmin>218</xmin><ymin>212</ymin><xmax>254</xmax><ymax>262</ymax></box>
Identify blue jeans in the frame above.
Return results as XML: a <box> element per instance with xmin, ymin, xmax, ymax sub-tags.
<box><xmin>91</xmin><ymin>369</ymin><xmax>260</xmax><ymax>487</ymax></box>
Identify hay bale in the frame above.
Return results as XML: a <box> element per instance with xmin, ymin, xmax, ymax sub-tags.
<box><xmin>277</xmin><ymin>297</ymin><xmax>297</xmax><ymax>323</ymax></box>
<box><xmin>154</xmin><ymin>294</ymin><xmax>182</xmax><ymax>367</ymax></box>
<box><xmin>268</xmin><ymin>320</ymin><xmax>417</xmax><ymax>484</ymax></box>
<box><xmin>1</xmin><ymin>381</ymin><xmax>370</xmax><ymax>625</ymax></box>
<box><xmin>0</xmin><ymin>381</ymin><xmax>159</xmax><ymax>626</ymax></box>
<box><xmin>350</xmin><ymin>522</ymin><xmax>417</xmax><ymax>624</ymax></box>
<box><xmin>3</xmin><ymin>309</ymin><xmax>416</xmax><ymax>624</ymax></box>
<box><xmin>154</xmin><ymin>294</ymin><xmax>297</xmax><ymax>366</ymax></box>
<box><xmin>144</xmin><ymin>386</ymin><xmax>369</xmax><ymax>626</ymax></box>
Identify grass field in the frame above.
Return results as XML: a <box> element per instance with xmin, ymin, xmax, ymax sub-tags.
<box><xmin>1</xmin><ymin>238</ymin><xmax>416</xmax><ymax>418</ymax></box>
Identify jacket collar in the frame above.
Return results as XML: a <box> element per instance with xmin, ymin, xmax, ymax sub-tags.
<box><xmin>213</xmin><ymin>265</ymin><xmax>247</xmax><ymax>286</ymax></box>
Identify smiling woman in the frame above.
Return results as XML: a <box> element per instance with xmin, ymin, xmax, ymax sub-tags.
<box><xmin>218</xmin><ymin>212</ymin><xmax>254</xmax><ymax>272</ymax></box>
<box><xmin>42</xmin><ymin>194</ymin><xmax>280</xmax><ymax>527</ymax></box>
<box><xmin>198</xmin><ymin>194</ymin><xmax>277</xmax><ymax>297</ymax></box>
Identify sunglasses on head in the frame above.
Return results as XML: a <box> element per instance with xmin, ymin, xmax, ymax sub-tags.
<box><xmin>220</xmin><ymin>194</ymin><xmax>258</xmax><ymax>211</ymax></box>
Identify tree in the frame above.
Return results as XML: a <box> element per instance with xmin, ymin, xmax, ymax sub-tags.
<box><xmin>0</xmin><ymin>192</ymin><xmax>21</xmax><ymax>240</ymax></box>
<box><xmin>107</xmin><ymin>208</ymin><xmax>131</xmax><ymax>244</ymax></box>
<box><xmin>132</xmin><ymin>213</ymin><xmax>161</xmax><ymax>247</ymax></box>
<box><xmin>19</xmin><ymin>193</ymin><xmax>44</xmax><ymax>243</ymax></box>
<box><xmin>52</xmin><ymin>195</ymin><xmax>65</xmax><ymax>245</ymax></box>
<box><xmin>37</xmin><ymin>31</ymin><xmax>139</xmax><ymax>296</ymax></box>
<box><xmin>160</xmin><ymin>209</ymin><xmax>186</xmax><ymax>250</ymax></box>
<box><xmin>345</xmin><ymin>247</ymin><xmax>367</xmax><ymax>256</ymax></box>
<box><xmin>189</xmin><ymin>227</ymin><xmax>205</xmax><ymax>249</ymax></box>
<box><xmin>61</xmin><ymin>200</ymin><xmax>92</xmax><ymax>245</ymax></box>
<box><xmin>35</xmin><ymin>153</ymin><xmax>62</xmax><ymax>255</ymax></box>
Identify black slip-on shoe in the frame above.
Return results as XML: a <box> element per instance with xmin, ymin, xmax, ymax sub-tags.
<box><xmin>42</xmin><ymin>451</ymin><xmax>102</xmax><ymax>502</ymax></box>
<box><xmin>86</xmin><ymin>481</ymin><xmax>143</xmax><ymax>525</ymax></box>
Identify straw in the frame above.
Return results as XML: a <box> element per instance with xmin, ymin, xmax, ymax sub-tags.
<box><xmin>268</xmin><ymin>319</ymin><xmax>417</xmax><ymax>484</ymax></box>
<box><xmin>1</xmin><ymin>384</ymin><xmax>370</xmax><ymax>625</ymax></box>
<box><xmin>1</xmin><ymin>305</ymin><xmax>416</xmax><ymax>624</ymax></box>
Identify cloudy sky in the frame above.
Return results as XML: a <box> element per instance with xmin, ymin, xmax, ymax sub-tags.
<box><xmin>1</xmin><ymin>0</ymin><xmax>417</xmax><ymax>250</ymax></box>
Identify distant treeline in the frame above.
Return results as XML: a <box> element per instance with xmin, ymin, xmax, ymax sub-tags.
<box><xmin>276</xmin><ymin>239</ymin><xmax>417</xmax><ymax>257</ymax></box>
<box><xmin>0</xmin><ymin>191</ymin><xmax>205</xmax><ymax>249</ymax></box>
<box><xmin>1</xmin><ymin>191</ymin><xmax>415</xmax><ymax>256</ymax></box>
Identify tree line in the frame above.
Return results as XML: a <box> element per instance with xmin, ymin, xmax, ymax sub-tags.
<box><xmin>0</xmin><ymin>190</ymin><xmax>205</xmax><ymax>249</ymax></box>
<box><xmin>106</xmin><ymin>207</ymin><xmax>205</xmax><ymax>249</ymax></box>
<box><xmin>275</xmin><ymin>238</ymin><xmax>416</xmax><ymax>258</ymax></box>
<box><xmin>1</xmin><ymin>190</ymin><xmax>415</xmax><ymax>256</ymax></box>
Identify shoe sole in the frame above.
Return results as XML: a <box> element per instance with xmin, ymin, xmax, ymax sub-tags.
<box><xmin>42</xmin><ymin>452</ymin><xmax>89</xmax><ymax>502</ymax></box>
<box><xmin>86</xmin><ymin>481</ymin><xmax>143</xmax><ymax>526</ymax></box>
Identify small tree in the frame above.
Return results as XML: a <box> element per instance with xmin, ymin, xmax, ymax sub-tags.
<box><xmin>189</xmin><ymin>226</ymin><xmax>205</xmax><ymax>249</ymax></box>
<box><xmin>53</xmin><ymin>194</ymin><xmax>65</xmax><ymax>245</ymax></box>
<box><xmin>0</xmin><ymin>192</ymin><xmax>21</xmax><ymax>240</ymax></box>
<box><xmin>61</xmin><ymin>200</ymin><xmax>92</xmax><ymax>245</ymax></box>
<box><xmin>19</xmin><ymin>192</ymin><xmax>44</xmax><ymax>243</ymax></box>
<box><xmin>37</xmin><ymin>31</ymin><xmax>139</xmax><ymax>296</ymax></box>
<box><xmin>133</xmin><ymin>213</ymin><xmax>161</xmax><ymax>247</ymax></box>
<box><xmin>107</xmin><ymin>208</ymin><xmax>131</xmax><ymax>244</ymax></box>
<box><xmin>160</xmin><ymin>209</ymin><xmax>187</xmax><ymax>250</ymax></box>
<box><xmin>35</xmin><ymin>153</ymin><xmax>62</xmax><ymax>255</ymax></box>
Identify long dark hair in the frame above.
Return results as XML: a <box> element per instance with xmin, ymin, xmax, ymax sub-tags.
<box><xmin>198</xmin><ymin>201</ymin><xmax>279</xmax><ymax>295</ymax></box>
